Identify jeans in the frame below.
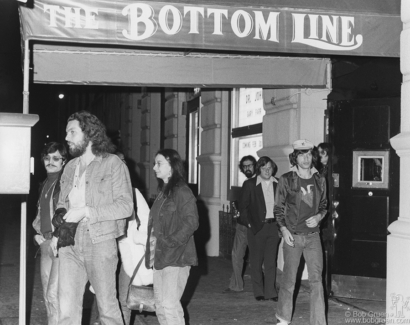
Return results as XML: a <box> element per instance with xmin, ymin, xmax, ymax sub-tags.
<box><xmin>276</xmin><ymin>232</ymin><xmax>326</xmax><ymax>325</ymax></box>
<box><xmin>40</xmin><ymin>239</ymin><xmax>59</xmax><ymax>325</ymax></box>
<box><xmin>58</xmin><ymin>223</ymin><xmax>123</xmax><ymax>325</ymax></box>
<box><xmin>229</xmin><ymin>223</ymin><xmax>248</xmax><ymax>291</ymax></box>
<box><xmin>247</xmin><ymin>222</ymin><xmax>280</xmax><ymax>298</ymax></box>
<box><xmin>153</xmin><ymin>266</ymin><xmax>190</xmax><ymax>325</ymax></box>
<box><xmin>118</xmin><ymin>264</ymin><xmax>131</xmax><ymax>325</ymax></box>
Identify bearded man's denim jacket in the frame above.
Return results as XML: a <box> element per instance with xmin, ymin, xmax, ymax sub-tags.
<box><xmin>274</xmin><ymin>166</ymin><xmax>327</xmax><ymax>233</ymax></box>
<box><xmin>56</xmin><ymin>154</ymin><xmax>133</xmax><ymax>244</ymax></box>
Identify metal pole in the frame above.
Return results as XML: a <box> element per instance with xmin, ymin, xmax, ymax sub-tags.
<box><xmin>19</xmin><ymin>198</ymin><xmax>27</xmax><ymax>325</ymax></box>
<box><xmin>19</xmin><ymin>39</ymin><xmax>30</xmax><ymax>325</ymax></box>
<box><xmin>23</xmin><ymin>39</ymin><xmax>29</xmax><ymax>114</ymax></box>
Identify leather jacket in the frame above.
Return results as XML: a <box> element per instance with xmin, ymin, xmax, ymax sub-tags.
<box><xmin>57</xmin><ymin>154</ymin><xmax>133</xmax><ymax>244</ymax></box>
<box><xmin>145</xmin><ymin>183</ymin><xmax>199</xmax><ymax>270</ymax></box>
<box><xmin>274</xmin><ymin>167</ymin><xmax>327</xmax><ymax>232</ymax></box>
<box><xmin>32</xmin><ymin>171</ymin><xmax>62</xmax><ymax>235</ymax></box>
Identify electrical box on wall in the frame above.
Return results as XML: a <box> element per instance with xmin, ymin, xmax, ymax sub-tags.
<box><xmin>0</xmin><ymin>113</ymin><xmax>39</xmax><ymax>194</ymax></box>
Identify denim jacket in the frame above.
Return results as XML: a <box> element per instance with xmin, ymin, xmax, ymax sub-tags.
<box><xmin>57</xmin><ymin>154</ymin><xmax>133</xmax><ymax>244</ymax></box>
<box><xmin>274</xmin><ymin>167</ymin><xmax>327</xmax><ymax>232</ymax></box>
<box><xmin>145</xmin><ymin>183</ymin><xmax>199</xmax><ymax>270</ymax></box>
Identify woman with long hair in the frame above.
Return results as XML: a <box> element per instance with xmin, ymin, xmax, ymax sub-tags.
<box><xmin>145</xmin><ymin>149</ymin><xmax>199</xmax><ymax>325</ymax></box>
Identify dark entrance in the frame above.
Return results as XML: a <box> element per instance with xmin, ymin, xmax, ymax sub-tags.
<box><xmin>327</xmin><ymin>98</ymin><xmax>400</xmax><ymax>297</ymax></box>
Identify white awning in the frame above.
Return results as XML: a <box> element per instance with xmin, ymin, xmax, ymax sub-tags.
<box><xmin>33</xmin><ymin>45</ymin><xmax>330</xmax><ymax>88</ymax></box>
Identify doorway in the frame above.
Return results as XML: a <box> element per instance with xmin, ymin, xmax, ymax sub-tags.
<box><xmin>328</xmin><ymin>98</ymin><xmax>400</xmax><ymax>298</ymax></box>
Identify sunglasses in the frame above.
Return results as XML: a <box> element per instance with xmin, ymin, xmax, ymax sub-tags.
<box><xmin>44</xmin><ymin>156</ymin><xmax>64</xmax><ymax>163</ymax></box>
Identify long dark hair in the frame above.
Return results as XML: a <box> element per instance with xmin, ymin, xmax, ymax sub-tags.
<box><xmin>68</xmin><ymin>110</ymin><xmax>116</xmax><ymax>156</ymax></box>
<box><xmin>155</xmin><ymin>149</ymin><xmax>186</xmax><ymax>197</ymax></box>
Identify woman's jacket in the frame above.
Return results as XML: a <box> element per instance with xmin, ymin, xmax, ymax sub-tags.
<box><xmin>145</xmin><ymin>183</ymin><xmax>199</xmax><ymax>270</ymax></box>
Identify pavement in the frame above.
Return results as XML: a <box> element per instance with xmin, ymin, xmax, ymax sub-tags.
<box><xmin>0</xmin><ymin>194</ymin><xmax>387</xmax><ymax>325</ymax></box>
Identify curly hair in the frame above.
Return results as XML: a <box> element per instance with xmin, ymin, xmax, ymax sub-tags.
<box><xmin>255</xmin><ymin>156</ymin><xmax>278</xmax><ymax>177</ymax></box>
<box><xmin>41</xmin><ymin>142</ymin><xmax>68</xmax><ymax>162</ymax></box>
<box><xmin>289</xmin><ymin>149</ymin><xmax>318</xmax><ymax>167</ymax></box>
<box><xmin>155</xmin><ymin>149</ymin><xmax>187</xmax><ymax>197</ymax></box>
<box><xmin>239</xmin><ymin>155</ymin><xmax>257</xmax><ymax>174</ymax></box>
<box><xmin>68</xmin><ymin>111</ymin><xmax>116</xmax><ymax>156</ymax></box>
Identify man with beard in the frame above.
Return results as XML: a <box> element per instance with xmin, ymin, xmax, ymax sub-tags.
<box><xmin>52</xmin><ymin>111</ymin><xmax>133</xmax><ymax>325</ymax></box>
<box><xmin>223</xmin><ymin>155</ymin><xmax>256</xmax><ymax>293</ymax></box>
<box><xmin>33</xmin><ymin>142</ymin><xmax>67</xmax><ymax>325</ymax></box>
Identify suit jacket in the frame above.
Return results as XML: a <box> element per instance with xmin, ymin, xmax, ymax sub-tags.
<box><xmin>239</xmin><ymin>176</ymin><xmax>278</xmax><ymax>235</ymax></box>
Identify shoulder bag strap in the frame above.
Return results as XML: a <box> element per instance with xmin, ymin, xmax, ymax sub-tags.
<box><xmin>129</xmin><ymin>254</ymin><xmax>145</xmax><ymax>288</ymax></box>
<box><xmin>132</xmin><ymin>188</ymin><xmax>141</xmax><ymax>229</ymax></box>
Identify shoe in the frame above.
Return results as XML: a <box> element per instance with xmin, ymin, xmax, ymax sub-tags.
<box><xmin>276</xmin><ymin>316</ymin><xmax>289</xmax><ymax>325</ymax></box>
<box><xmin>265</xmin><ymin>297</ymin><xmax>278</xmax><ymax>302</ymax></box>
<box><xmin>222</xmin><ymin>288</ymin><xmax>243</xmax><ymax>294</ymax></box>
<box><xmin>255</xmin><ymin>296</ymin><xmax>265</xmax><ymax>301</ymax></box>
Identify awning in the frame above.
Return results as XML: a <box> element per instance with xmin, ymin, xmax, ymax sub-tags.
<box><xmin>33</xmin><ymin>44</ymin><xmax>330</xmax><ymax>88</ymax></box>
<box><xmin>19</xmin><ymin>0</ymin><xmax>401</xmax><ymax>57</ymax></box>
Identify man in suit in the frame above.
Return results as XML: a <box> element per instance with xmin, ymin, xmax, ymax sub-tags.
<box><xmin>223</xmin><ymin>155</ymin><xmax>256</xmax><ymax>294</ymax></box>
<box><xmin>239</xmin><ymin>156</ymin><xmax>280</xmax><ymax>301</ymax></box>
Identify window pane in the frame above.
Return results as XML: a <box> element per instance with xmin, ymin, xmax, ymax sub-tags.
<box><xmin>232</xmin><ymin>134</ymin><xmax>263</xmax><ymax>186</ymax></box>
<box><xmin>188</xmin><ymin>111</ymin><xmax>199</xmax><ymax>184</ymax></box>
<box><xmin>238</xmin><ymin>88</ymin><xmax>265</xmax><ymax>127</ymax></box>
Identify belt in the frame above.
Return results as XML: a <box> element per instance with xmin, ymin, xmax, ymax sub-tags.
<box><xmin>43</xmin><ymin>231</ymin><xmax>53</xmax><ymax>240</ymax></box>
<box><xmin>293</xmin><ymin>231</ymin><xmax>317</xmax><ymax>235</ymax></box>
<box><xmin>263</xmin><ymin>218</ymin><xmax>276</xmax><ymax>224</ymax></box>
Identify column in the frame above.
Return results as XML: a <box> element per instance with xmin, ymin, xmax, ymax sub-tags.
<box><xmin>387</xmin><ymin>3</ymin><xmax>410</xmax><ymax>321</ymax></box>
<box><xmin>139</xmin><ymin>89</ymin><xmax>162</xmax><ymax>201</ymax></box>
<box><xmin>197</xmin><ymin>90</ymin><xmax>230</xmax><ymax>256</ymax></box>
<box><xmin>163</xmin><ymin>90</ymin><xmax>187</xmax><ymax>156</ymax></box>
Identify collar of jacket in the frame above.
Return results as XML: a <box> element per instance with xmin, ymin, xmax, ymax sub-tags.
<box><xmin>72</xmin><ymin>154</ymin><xmax>103</xmax><ymax>167</ymax></box>
<box><xmin>256</xmin><ymin>175</ymin><xmax>278</xmax><ymax>186</ymax></box>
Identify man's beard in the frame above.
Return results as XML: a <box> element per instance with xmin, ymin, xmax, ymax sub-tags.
<box><xmin>245</xmin><ymin>170</ymin><xmax>254</xmax><ymax>179</ymax></box>
<box><xmin>68</xmin><ymin>139</ymin><xmax>89</xmax><ymax>157</ymax></box>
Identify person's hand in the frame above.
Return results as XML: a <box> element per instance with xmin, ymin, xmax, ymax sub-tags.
<box><xmin>281</xmin><ymin>227</ymin><xmax>294</xmax><ymax>247</ymax></box>
<box><xmin>64</xmin><ymin>207</ymin><xmax>86</xmax><ymax>223</ymax></box>
<box><xmin>50</xmin><ymin>236</ymin><xmax>58</xmax><ymax>257</ymax></box>
<box><xmin>306</xmin><ymin>214</ymin><xmax>321</xmax><ymax>228</ymax></box>
<box><xmin>34</xmin><ymin>234</ymin><xmax>45</xmax><ymax>246</ymax></box>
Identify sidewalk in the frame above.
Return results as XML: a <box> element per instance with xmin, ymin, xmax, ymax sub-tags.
<box><xmin>0</xmin><ymin>195</ymin><xmax>386</xmax><ymax>324</ymax></box>
<box><xmin>0</xmin><ymin>254</ymin><xmax>386</xmax><ymax>325</ymax></box>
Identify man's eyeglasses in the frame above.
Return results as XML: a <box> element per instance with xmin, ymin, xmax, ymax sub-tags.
<box><xmin>44</xmin><ymin>156</ymin><xmax>64</xmax><ymax>162</ymax></box>
<box><xmin>243</xmin><ymin>164</ymin><xmax>254</xmax><ymax>170</ymax></box>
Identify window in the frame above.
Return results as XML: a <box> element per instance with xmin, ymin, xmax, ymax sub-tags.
<box><xmin>231</xmin><ymin>88</ymin><xmax>265</xmax><ymax>186</ymax></box>
<box><xmin>185</xmin><ymin>89</ymin><xmax>201</xmax><ymax>196</ymax></box>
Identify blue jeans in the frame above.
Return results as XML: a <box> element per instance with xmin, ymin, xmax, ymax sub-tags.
<box><xmin>276</xmin><ymin>232</ymin><xmax>326</xmax><ymax>325</ymax></box>
<box><xmin>40</xmin><ymin>239</ymin><xmax>59</xmax><ymax>325</ymax></box>
<box><xmin>153</xmin><ymin>266</ymin><xmax>190</xmax><ymax>325</ymax></box>
<box><xmin>229</xmin><ymin>223</ymin><xmax>248</xmax><ymax>291</ymax></box>
<box><xmin>58</xmin><ymin>223</ymin><xmax>122</xmax><ymax>325</ymax></box>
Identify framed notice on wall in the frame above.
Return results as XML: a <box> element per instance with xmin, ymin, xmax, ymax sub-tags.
<box><xmin>352</xmin><ymin>150</ymin><xmax>389</xmax><ymax>189</ymax></box>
